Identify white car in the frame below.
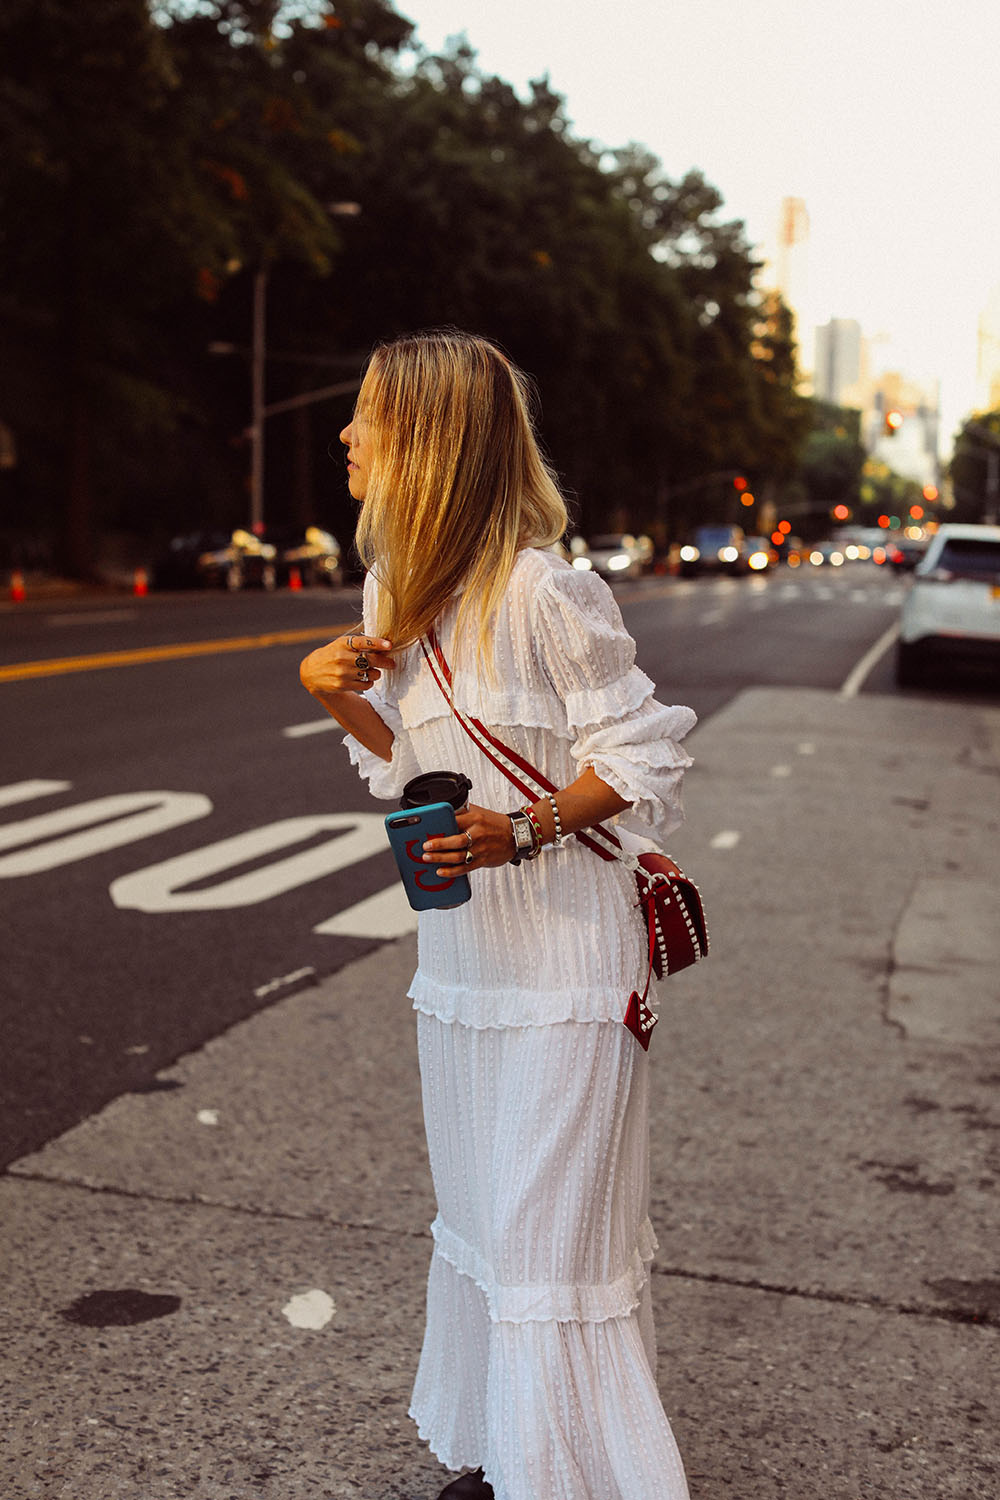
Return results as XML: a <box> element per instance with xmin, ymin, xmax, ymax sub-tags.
<box><xmin>581</xmin><ymin>533</ymin><xmax>652</xmax><ymax>580</ymax></box>
<box><xmin>896</xmin><ymin>523</ymin><xmax>1000</xmax><ymax>685</ymax></box>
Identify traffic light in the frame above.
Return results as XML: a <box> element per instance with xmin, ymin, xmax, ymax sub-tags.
<box><xmin>733</xmin><ymin>475</ymin><xmax>748</xmax><ymax>491</ymax></box>
<box><xmin>832</xmin><ymin>504</ymin><xmax>850</xmax><ymax>521</ymax></box>
<box><xmin>884</xmin><ymin>410</ymin><xmax>903</xmax><ymax>435</ymax></box>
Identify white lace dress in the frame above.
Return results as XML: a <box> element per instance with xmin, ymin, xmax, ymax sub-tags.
<box><xmin>345</xmin><ymin>547</ymin><xmax>695</xmax><ymax>1500</ymax></box>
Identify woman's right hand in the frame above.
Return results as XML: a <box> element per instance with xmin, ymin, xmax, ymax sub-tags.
<box><xmin>300</xmin><ymin>633</ymin><xmax>396</xmax><ymax>699</ymax></box>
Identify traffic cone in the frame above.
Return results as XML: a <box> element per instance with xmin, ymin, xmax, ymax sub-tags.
<box><xmin>10</xmin><ymin>570</ymin><xmax>25</xmax><ymax>602</ymax></box>
<box><xmin>133</xmin><ymin>567</ymin><xmax>148</xmax><ymax>597</ymax></box>
<box><xmin>288</xmin><ymin>565</ymin><xmax>302</xmax><ymax>591</ymax></box>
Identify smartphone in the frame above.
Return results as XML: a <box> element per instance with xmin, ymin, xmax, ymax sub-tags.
<box><xmin>384</xmin><ymin>801</ymin><xmax>472</xmax><ymax>911</ymax></box>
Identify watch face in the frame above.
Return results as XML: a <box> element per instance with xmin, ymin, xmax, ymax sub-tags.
<box><xmin>512</xmin><ymin>815</ymin><xmax>533</xmax><ymax>850</ymax></box>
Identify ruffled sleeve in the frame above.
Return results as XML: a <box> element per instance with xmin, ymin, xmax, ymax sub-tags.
<box><xmin>532</xmin><ymin>565</ymin><xmax>696</xmax><ymax>836</ymax></box>
<box><xmin>343</xmin><ymin>573</ymin><xmax>422</xmax><ymax>799</ymax></box>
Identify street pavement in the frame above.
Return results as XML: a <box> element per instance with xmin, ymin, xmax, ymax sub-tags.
<box><xmin>2</xmin><ymin>683</ymin><xmax>999</xmax><ymax>1500</ymax></box>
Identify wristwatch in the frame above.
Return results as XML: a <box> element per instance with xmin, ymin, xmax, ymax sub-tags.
<box><xmin>507</xmin><ymin>810</ymin><xmax>540</xmax><ymax>864</ymax></box>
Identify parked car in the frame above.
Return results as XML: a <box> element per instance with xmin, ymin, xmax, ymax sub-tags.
<box><xmin>885</xmin><ymin>537</ymin><xmax>928</xmax><ymax>571</ymax></box>
<box><xmin>152</xmin><ymin>529</ymin><xmax>277</xmax><ymax>590</ymax></box>
<box><xmin>584</xmin><ymin>533</ymin><xmax>652</xmax><ymax>580</ymax></box>
<box><xmin>265</xmin><ymin>525</ymin><xmax>343</xmax><ymax>587</ymax></box>
<box><xmin>896</xmin><ymin>523</ymin><xmax>1000</xmax><ymax>686</ymax></box>
<box><xmin>679</xmin><ymin>525</ymin><xmax>748</xmax><ymax>577</ymax></box>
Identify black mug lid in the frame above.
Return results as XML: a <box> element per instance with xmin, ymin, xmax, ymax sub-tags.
<box><xmin>400</xmin><ymin>771</ymin><xmax>473</xmax><ymax>810</ymax></box>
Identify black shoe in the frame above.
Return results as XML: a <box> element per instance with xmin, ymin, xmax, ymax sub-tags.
<box><xmin>437</xmin><ymin>1469</ymin><xmax>494</xmax><ymax>1499</ymax></box>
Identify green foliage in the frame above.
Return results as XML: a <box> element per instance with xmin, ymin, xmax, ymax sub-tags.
<box><xmin>0</xmin><ymin>0</ymin><xmax>813</xmax><ymax>574</ymax></box>
<box><xmin>949</xmin><ymin>411</ymin><xmax>1000</xmax><ymax>523</ymax></box>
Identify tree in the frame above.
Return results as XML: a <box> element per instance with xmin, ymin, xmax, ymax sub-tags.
<box><xmin>949</xmin><ymin>411</ymin><xmax>1000</xmax><ymax>524</ymax></box>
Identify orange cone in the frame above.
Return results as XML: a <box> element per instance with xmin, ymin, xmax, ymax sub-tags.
<box><xmin>288</xmin><ymin>565</ymin><xmax>302</xmax><ymax>591</ymax></box>
<box><xmin>133</xmin><ymin>567</ymin><xmax>148</xmax><ymax>597</ymax></box>
<box><xmin>10</xmin><ymin>570</ymin><xmax>25</xmax><ymax>602</ymax></box>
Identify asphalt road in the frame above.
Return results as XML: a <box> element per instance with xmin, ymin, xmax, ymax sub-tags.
<box><xmin>0</xmin><ymin>562</ymin><xmax>971</xmax><ymax>1165</ymax></box>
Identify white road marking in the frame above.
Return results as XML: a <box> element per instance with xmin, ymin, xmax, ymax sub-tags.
<box><xmin>699</xmin><ymin>608</ymin><xmax>725</xmax><ymax>625</ymax></box>
<box><xmin>110</xmin><ymin>812</ymin><xmax>388</xmax><ymax>912</ymax></box>
<box><xmin>840</xmin><ymin>621</ymin><xmax>900</xmax><ymax>699</ymax></box>
<box><xmin>197</xmin><ymin>1109</ymin><xmax>220</xmax><ymax>1127</ymax></box>
<box><xmin>283</xmin><ymin>719</ymin><xmax>338</xmax><ymax>738</ymax></box>
<box><xmin>314</xmin><ymin>881</ymin><xmax>417</xmax><ymax>939</ymax></box>
<box><xmin>0</xmin><ymin>791</ymin><xmax>212</xmax><ymax>876</ymax></box>
<box><xmin>797</xmin><ymin>741</ymin><xmax>816</xmax><ymax>755</ymax></box>
<box><xmin>282</xmin><ymin>1290</ymin><xmax>336</xmax><ymax>1330</ymax></box>
<box><xmin>0</xmin><ymin>779</ymin><xmax>71</xmax><ymax>809</ymax></box>
<box><xmin>254</xmin><ymin>966</ymin><xmax>316</xmax><ymax>999</ymax></box>
<box><xmin>770</xmin><ymin>764</ymin><xmax>792</xmax><ymax>778</ymax></box>
<box><xmin>710</xmin><ymin>829</ymin><xmax>741</xmax><ymax>850</ymax></box>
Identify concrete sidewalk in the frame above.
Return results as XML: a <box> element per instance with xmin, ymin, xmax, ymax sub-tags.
<box><xmin>3</xmin><ymin>686</ymin><xmax>999</xmax><ymax>1500</ymax></box>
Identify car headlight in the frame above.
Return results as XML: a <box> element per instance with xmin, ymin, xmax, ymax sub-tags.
<box><xmin>719</xmin><ymin>546</ymin><xmax>738</xmax><ymax>563</ymax></box>
<box><xmin>748</xmin><ymin>551</ymin><xmax>768</xmax><ymax>570</ymax></box>
<box><xmin>572</xmin><ymin>555</ymin><xmax>593</xmax><ymax>571</ymax></box>
<box><xmin>607</xmin><ymin>553</ymin><xmax>631</xmax><ymax>571</ymax></box>
<box><xmin>809</xmin><ymin>550</ymin><xmax>823</xmax><ymax>565</ymax></box>
<box><xmin>679</xmin><ymin>545</ymin><xmax>699</xmax><ymax>562</ymax></box>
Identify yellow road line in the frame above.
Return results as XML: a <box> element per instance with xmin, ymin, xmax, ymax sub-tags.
<box><xmin>0</xmin><ymin>625</ymin><xmax>350</xmax><ymax>684</ymax></box>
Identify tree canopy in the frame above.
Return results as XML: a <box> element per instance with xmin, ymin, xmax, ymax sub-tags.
<box><xmin>0</xmin><ymin>0</ymin><xmax>813</xmax><ymax>575</ymax></box>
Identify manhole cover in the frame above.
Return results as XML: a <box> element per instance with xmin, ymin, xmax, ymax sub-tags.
<box><xmin>60</xmin><ymin>1289</ymin><xmax>182</xmax><ymax>1327</ymax></box>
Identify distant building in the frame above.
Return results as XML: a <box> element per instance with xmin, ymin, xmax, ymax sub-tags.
<box><xmin>868</xmin><ymin>372</ymin><xmax>940</xmax><ymax>488</ymax></box>
<box><xmin>814</xmin><ymin>318</ymin><xmax>865</xmax><ymax>407</ymax></box>
<box><xmin>976</xmin><ymin>282</ymin><xmax>1000</xmax><ymax>412</ymax></box>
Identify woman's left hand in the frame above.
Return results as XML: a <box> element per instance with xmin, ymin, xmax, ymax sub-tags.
<box><xmin>423</xmin><ymin>803</ymin><xmax>516</xmax><ymax>875</ymax></box>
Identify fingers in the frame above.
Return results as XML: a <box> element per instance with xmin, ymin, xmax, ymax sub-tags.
<box><xmin>302</xmin><ymin>633</ymin><xmax>395</xmax><ymax>696</ymax></box>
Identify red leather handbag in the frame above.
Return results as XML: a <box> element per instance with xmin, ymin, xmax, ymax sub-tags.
<box><xmin>420</xmin><ymin>632</ymin><xmax>709</xmax><ymax>1050</ymax></box>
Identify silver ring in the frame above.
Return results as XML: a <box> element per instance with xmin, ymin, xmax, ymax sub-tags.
<box><xmin>465</xmin><ymin>831</ymin><xmax>473</xmax><ymax>847</ymax></box>
<box><xmin>346</xmin><ymin>636</ymin><xmax>355</xmax><ymax>650</ymax></box>
<box><xmin>464</xmin><ymin>848</ymin><xmax>474</xmax><ymax>864</ymax></box>
<box><xmin>359</xmin><ymin>670</ymin><xmax>369</xmax><ymax>683</ymax></box>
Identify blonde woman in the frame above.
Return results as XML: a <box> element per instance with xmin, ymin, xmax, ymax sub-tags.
<box><xmin>300</xmin><ymin>330</ymin><xmax>695</xmax><ymax>1500</ymax></box>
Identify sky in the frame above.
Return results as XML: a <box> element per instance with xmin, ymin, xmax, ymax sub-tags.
<box><xmin>396</xmin><ymin>0</ymin><xmax>1000</xmax><ymax>449</ymax></box>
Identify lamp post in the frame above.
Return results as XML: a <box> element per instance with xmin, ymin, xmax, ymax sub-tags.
<box><xmin>244</xmin><ymin>201</ymin><xmax>361</xmax><ymax>536</ymax></box>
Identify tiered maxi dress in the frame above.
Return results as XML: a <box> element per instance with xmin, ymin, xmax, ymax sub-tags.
<box><xmin>345</xmin><ymin>547</ymin><xmax>696</xmax><ymax>1500</ymax></box>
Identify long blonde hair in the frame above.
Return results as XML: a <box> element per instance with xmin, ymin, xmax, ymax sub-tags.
<box><xmin>353</xmin><ymin>329</ymin><xmax>568</xmax><ymax>665</ymax></box>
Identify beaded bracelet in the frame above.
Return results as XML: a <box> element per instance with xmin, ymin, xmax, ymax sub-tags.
<box><xmin>545</xmin><ymin>791</ymin><xmax>564</xmax><ymax>847</ymax></box>
<box><xmin>521</xmin><ymin>804</ymin><xmax>545</xmax><ymax>854</ymax></box>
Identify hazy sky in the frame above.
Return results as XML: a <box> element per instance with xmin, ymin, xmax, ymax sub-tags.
<box><xmin>397</xmin><ymin>0</ymin><xmax>1000</xmax><ymax>444</ymax></box>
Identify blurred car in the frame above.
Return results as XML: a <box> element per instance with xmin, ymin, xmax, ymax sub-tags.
<box><xmin>896</xmin><ymin>523</ymin><xmax>1000</xmax><ymax>686</ymax></box>
<box><xmin>152</xmin><ymin>529</ymin><xmax>277</xmax><ymax>590</ymax></box>
<box><xmin>744</xmin><ymin>536</ymin><xmax>777</xmax><ymax>571</ymax></box>
<box><xmin>583</xmin><ymin>533</ymin><xmax>652</xmax><ymax>580</ymax></box>
<box><xmin>884</xmin><ymin>537</ymin><xmax>928</xmax><ymax>572</ymax></box>
<box><xmin>679</xmin><ymin>524</ymin><xmax>748</xmax><ymax>577</ymax></box>
<box><xmin>807</xmin><ymin>541</ymin><xmax>846</xmax><ymax>568</ymax></box>
<box><xmin>266</xmin><ymin>525</ymin><xmax>343</xmax><ymax>587</ymax></box>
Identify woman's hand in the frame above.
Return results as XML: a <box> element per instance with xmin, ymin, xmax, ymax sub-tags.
<box><xmin>300</xmin><ymin>633</ymin><xmax>395</xmax><ymax>698</ymax></box>
<box><xmin>423</xmin><ymin>803</ymin><xmax>516</xmax><ymax>876</ymax></box>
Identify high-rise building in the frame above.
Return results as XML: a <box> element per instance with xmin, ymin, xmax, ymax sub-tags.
<box><xmin>976</xmin><ymin>282</ymin><xmax>1000</xmax><ymax>412</ymax></box>
<box><xmin>813</xmin><ymin>318</ymin><xmax>865</xmax><ymax>407</ymax></box>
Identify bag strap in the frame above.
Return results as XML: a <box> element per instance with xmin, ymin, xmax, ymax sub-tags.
<box><xmin>419</xmin><ymin>629</ymin><xmax>630</xmax><ymax>868</ymax></box>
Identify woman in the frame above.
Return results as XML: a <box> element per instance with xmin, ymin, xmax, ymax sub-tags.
<box><xmin>300</xmin><ymin>330</ymin><xmax>695</xmax><ymax>1500</ymax></box>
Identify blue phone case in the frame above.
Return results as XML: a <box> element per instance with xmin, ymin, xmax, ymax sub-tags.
<box><xmin>385</xmin><ymin>801</ymin><xmax>473</xmax><ymax>911</ymax></box>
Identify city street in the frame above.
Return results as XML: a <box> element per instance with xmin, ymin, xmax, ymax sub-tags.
<box><xmin>1</xmin><ymin>566</ymin><xmax>998</xmax><ymax>1499</ymax></box>
<box><xmin>1</xmin><ymin>565</ymin><xmax>918</xmax><ymax>1166</ymax></box>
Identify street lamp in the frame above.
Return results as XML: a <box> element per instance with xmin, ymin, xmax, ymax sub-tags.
<box><xmin>246</xmin><ymin>201</ymin><xmax>362</xmax><ymax>535</ymax></box>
